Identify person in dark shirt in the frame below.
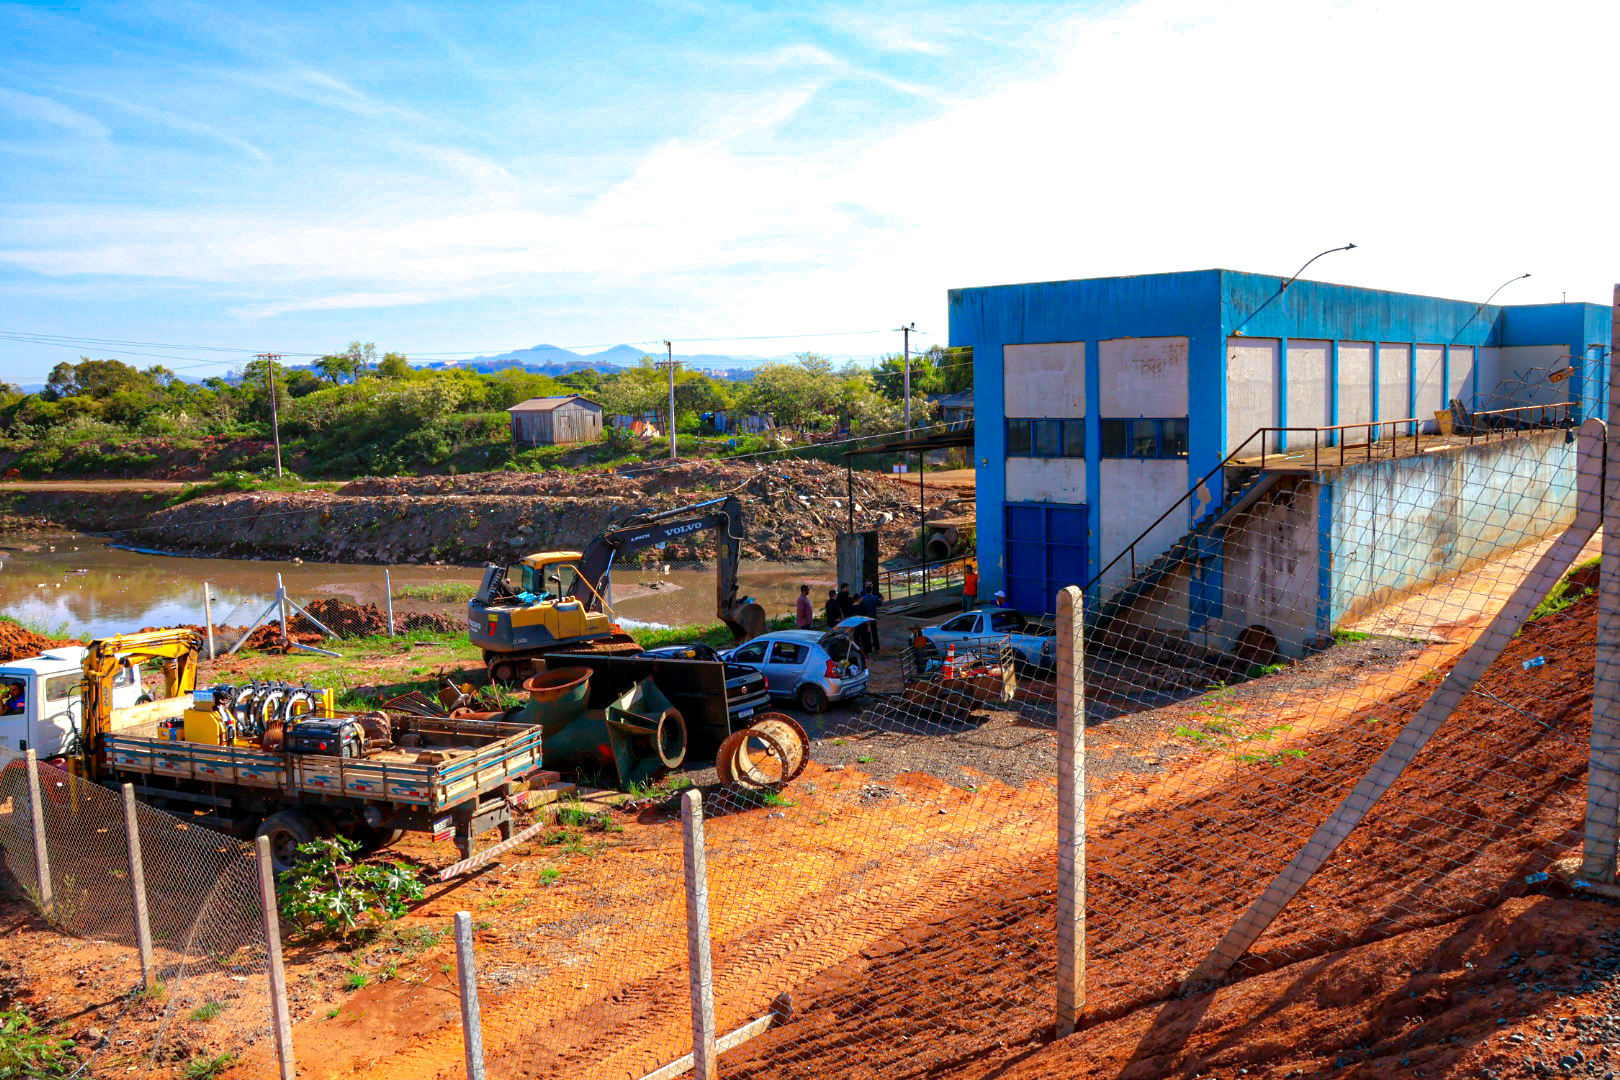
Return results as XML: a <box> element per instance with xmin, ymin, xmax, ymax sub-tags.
<box><xmin>856</xmin><ymin>583</ymin><xmax>882</xmax><ymax>655</ymax></box>
<box><xmin>836</xmin><ymin>583</ymin><xmax>855</xmax><ymax>619</ymax></box>
<box><xmin>824</xmin><ymin>589</ymin><xmax>842</xmax><ymax>628</ymax></box>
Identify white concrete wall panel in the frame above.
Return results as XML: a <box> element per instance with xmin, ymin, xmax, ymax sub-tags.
<box><xmin>1491</xmin><ymin>344</ymin><xmax>1573</xmax><ymax>409</ymax></box>
<box><xmin>1006</xmin><ymin>457</ymin><xmax>1086</xmax><ymax>505</ymax></box>
<box><xmin>1414</xmin><ymin>345</ymin><xmax>1445</xmax><ymax>430</ymax></box>
<box><xmin>1477</xmin><ymin>348</ymin><xmax>1502</xmax><ymax>410</ymax></box>
<box><xmin>1339</xmin><ymin>342</ymin><xmax>1374</xmax><ymax>431</ymax></box>
<box><xmin>1099</xmin><ymin>337</ymin><xmax>1189</xmax><ymax>416</ymax></box>
<box><xmin>1448</xmin><ymin>346</ymin><xmax>1475</xmax><ymax>406</ymax></box>
<box><xmin>1227</xmin><ymin>338</ymin><xmax>1278</xmax><ymax>455</ymax></box>
<box><xmin>1285</xmin><ymin>339</ymin><xmax>1332</xmax><ymax>447</ymax></box>
<box><xmin>1004</xmin><ymin>343</ymin><xmax>1085</xmax><ymax>418</ymax></box>
<box><xmin>1219</xmin><ymin>480</ymin><xmax>1321</xmax><ymax>658</ymax></box>
<box><xmin>1378</xmin><ymin>344</ymin><xmax>1413</xmax><ymax>431</ymax></box>
<box><xmin>1097</xmin><ymin>458</ymin><xmax>1192</xmax><ymax>589</ymax></box>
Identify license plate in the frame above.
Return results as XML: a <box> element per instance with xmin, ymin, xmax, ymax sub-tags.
<box><xmin>737</xmin><ymin>708</ymin><xmax>754</xmax><ymax>719</ymax></box>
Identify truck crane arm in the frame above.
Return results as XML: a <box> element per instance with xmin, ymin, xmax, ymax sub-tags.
<box><xmin>78</xmin><ymin>628</ymin><xmax>202</xmax><ymax>778</ymax></box>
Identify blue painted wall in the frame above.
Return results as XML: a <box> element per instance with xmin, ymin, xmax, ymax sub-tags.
<box><xmin>954</xmin><ymin>267</ymin><xmax>1612</xmax><ymax>602</ymax></box>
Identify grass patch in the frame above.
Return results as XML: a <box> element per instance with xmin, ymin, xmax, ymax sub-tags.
<box><xmin>1527</xmin><ymin>556</ymin><xmax>1600</xmax><ymax>627</ymax></box>
<box><xmin>180</xmin><ymin>1053</ymin><xmax>238</xmax><ymax>1080</ymax></box>
<box><xmin>344</xmin><ymin>972</ymin><xmax>370</xmax><ymax>991</ymax></box>
<box><xmin>538</xmin><ymin>867</ymin><xmax>562</xmax><ymax>886</ymax></box>
<box><xmin>1332</xmin><ymin>629</ymin><xmax>1373</xmax><ymax>644</ymax></box>
<box><xmin>392</xmin><ymin>582</ymin><xmax>475</xmax><ymax>604</ymax></box>
<box><xmin>188</xmin><ymin>1000</ymin><xmax>224</xmax><ymax>1022</ymax></box>
<box><xmin>628</xmin><ymin>614</ymin><xmax>795</xmax><ymax>651</ymax></box>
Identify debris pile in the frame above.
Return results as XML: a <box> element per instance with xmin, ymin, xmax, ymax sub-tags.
<box><xmin>0</xmin><ymin>620</ymin><xmax>78</xmax><ymax>663</ymax></box>
<box><xmin>135</xmin><ymin>459</ymin><xmax>948</xmax><ymax>565</ymax></box>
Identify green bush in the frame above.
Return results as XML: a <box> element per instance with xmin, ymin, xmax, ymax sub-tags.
<box><xmin>0</xmin><ymin>1011</ymin><xmax>75</xmax><ymax>1078</ymax></box>
<box><xmin>277</xmin><ymin>836</ymin><xmax>425</xmax><ymax>940</ymax></box>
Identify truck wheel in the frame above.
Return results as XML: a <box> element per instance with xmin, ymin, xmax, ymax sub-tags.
<box><xmin>795</xmin><ymin>683</ymin><xmax>829</xmax><ymax>714</ymax></box>
<box><xmin>488</xmin><ymin>659</ymin><xmax>522</xmax><ymax>684</ymax></box>
<box><xmin>256</xmin><ymin>810</ymin><xmax>321</xmax><ymax>874</ymax></box>
<box><xmin>351</xmin><ymin>825</ymin><xmax>405</xmax><ymax>855</ymax></box>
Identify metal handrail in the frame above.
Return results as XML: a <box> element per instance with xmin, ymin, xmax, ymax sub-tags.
<box><xmin>1084</xmin><ymin>400</ymin><xmax>1575</xmax><ymax>596</ymax></box>
<box><xmin>1252</xmin><ymin>401</ymin><xmax>1575</xmax><ymax>470</ymax></box>
<box><xmin>879</xmin><ymin>554</ymin><xmax>975</xmax><ymax>601</ymax></box>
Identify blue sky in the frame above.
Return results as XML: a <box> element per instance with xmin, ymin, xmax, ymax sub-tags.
<box><xmin>0</xmin><ymin>0</ymin><xmax>1613</xmax><ymax>383</ymax></box>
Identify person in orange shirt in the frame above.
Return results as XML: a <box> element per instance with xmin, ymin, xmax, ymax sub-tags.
<box><xmin>961</xmin><ymin>564</ymin><xmax>979</xmax><ymax>611</ymax></box>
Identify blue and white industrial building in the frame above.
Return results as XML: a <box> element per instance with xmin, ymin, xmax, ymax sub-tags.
<box><xmin>950</xmin><ymin>269</ymin><xmax>1611</xmax><ymax>653</ymax></box>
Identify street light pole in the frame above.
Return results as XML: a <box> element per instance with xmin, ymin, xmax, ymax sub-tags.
<box><xmin>661</xmin><ymin>340</ymin><xmax>678</xmax><ymax>460</ymax></box>
<box><xmin>898</xmin><ymin>322</ymin><xmax>915</xmax><ymax>434</ymax></box>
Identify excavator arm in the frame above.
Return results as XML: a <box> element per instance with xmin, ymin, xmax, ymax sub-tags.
<box><xmin>79</xmin><ymin>628</ymin><xmax>202</xmax><ymax>778</ymax></box>
<box><xmin>573</xmin><ymin>496</ymin><xmax>765</xmax><ymax>641</ymax></box>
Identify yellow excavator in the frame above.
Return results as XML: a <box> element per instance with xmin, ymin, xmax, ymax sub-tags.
<box><xmin>470</xmin><ymin>495</ymin><xmax>768</xmax><ymax>682</ymax></box>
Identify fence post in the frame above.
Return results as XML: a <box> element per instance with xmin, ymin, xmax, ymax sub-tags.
<box><xmin>1054</xmin><ymin>585</ymin><xmax>1085</xmax><ymax>1036</ymax></box>
<box><xmin>254</xmin><ymin>835</ymin><xmax>297</xmax><ymax>1080</ymax></box>
<box><xmin>202</xmin><ymin>582</ymin><xmax>216</xmax><ymax>660</ymax></box>
<box><xmin>681</xmin><ymin>789</ymin><xmax>719</xmax><ymax>1080</ymax></box>
<box><xmin>1585</xmin><ymin>299</ymin><xmax>1620</xmax><ymax>883</ymax></box>
<box><xmin>121</xmin><ymin>784</ymin><xmax>155</xmax><ymax>988</ymax></box>
<box><xmin>23</xmin><ymin>750</ymin><xmax>52</xmax><ymax>917</ymax></box>
<box><xmin>454</xmin><ymin>911</ymin><xmax>487</xmax><ymax>1080</ymax></box>
<box><xmin>384</xmin><ymin>569</ymin><xmax>396</xmax><ymax>637</ymax></box>
<box><xmin>276</xmin><ymin>573</ymin><xmax>290</xmax><ymax>650</ymax></box>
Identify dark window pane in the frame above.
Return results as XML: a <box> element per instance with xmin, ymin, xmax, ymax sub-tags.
<box><xmin>1101</xmin><ymin>419</ymin><xmax>1129</xmax><ymax>457</ymax></box>
<box><xmin>1060</xmin><ymin>419</ymin><xmax>1085</xmax><ymax>457</ymax></box>
<box><xmin>1032</xmin><ymin>419</ymin><xmax>1061</xmax><ymax>456</ymax></box>
<box><xmin>1129</xmin><ymin>419</ymin><xmax>1159</xmax><ymax>458</ymax></box>
<box><xmin>1162</xmin><ymin>417</ymin><xmax>1189</xmax><ymax>457</ymax></box>
<box><xmin>1006</xmin><ymin>419</ymin><xmax>1031</xmax><ymax>456</ymax></box>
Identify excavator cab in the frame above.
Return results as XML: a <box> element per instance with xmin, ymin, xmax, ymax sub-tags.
<box><xmin>470</xmin><ymin>551</ymin><xmax>624</xmax><ymax>677</ymax></box>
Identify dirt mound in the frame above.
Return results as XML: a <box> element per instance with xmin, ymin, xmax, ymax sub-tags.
<box><xmin>220</xmin><ymin>601</ymin><xmax>461</xmax><ymax>652</ymax></box>
<box><xmin>0</xmin><ymin>620</ymin><xmax>79</xmax><ymax>662</ymax></box>
<box><xmin>133</xmin><ymin>459</ymin><xmax>945</xmax><ymax>565</ymax></box>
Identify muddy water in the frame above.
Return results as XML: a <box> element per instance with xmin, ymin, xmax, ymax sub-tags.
<box><xmin>0</xmin><ymin>530</ymin><xmax>835</xmax><ymax>638</ymax></box>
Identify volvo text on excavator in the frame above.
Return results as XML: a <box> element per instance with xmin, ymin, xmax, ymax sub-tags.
<box><xmin>470</xmin><ymin>495</ymin><xmax>769</xmax><ymax>682</ymax></box>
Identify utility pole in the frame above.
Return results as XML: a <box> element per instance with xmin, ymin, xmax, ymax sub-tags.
<box><xmin>660</xmin><ymin>341</ymin><xmax>679</xmax><ymax>460</ymax></box>
<box><xmin>255</xmin><ymin>353</ymin><xmax>284</xmax><ymax>478</ymax></box>
<box><xmin>898</xmin><ymin>323</ymin><xmax>915</xmax><ymax>434</ymax></box>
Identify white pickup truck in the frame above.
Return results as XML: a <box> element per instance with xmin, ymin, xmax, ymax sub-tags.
<box><xmin>919</xmin><ymin>608</ymin><xmax>1056</xmax><ymax>670</ymax></box>
<box><xmin>0</xmin><ymin>647</ymin><xmax>141</xmax><ymax>759</ymax></box>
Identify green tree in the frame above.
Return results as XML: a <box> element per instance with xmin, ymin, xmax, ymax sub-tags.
<box><xmin>376</xmin><ymin>351</ymin><xmax>412</xmax><ymax>379</ymax></box>
<box><xmin>43</xmin><ymin>357</ymin><xmax>153</xmax><ymax>401</ymax></box>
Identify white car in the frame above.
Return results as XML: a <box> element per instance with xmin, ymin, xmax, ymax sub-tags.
<box><xmin>919</xmin><ymin>608</ymin><xmax>1056</xmax><ymax>670</ymax></box>
<box><xmin>721</xmin><ymin>620</ymin><xmax>871</xmax><ymax>713</ymax></box>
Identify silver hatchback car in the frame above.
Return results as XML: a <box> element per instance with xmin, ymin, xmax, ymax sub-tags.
<box><xmin>721</xmin><ymin>620</ymin><xmax>871</xmax><ymax>713</ymax></box>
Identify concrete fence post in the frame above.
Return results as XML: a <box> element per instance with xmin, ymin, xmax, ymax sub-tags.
<box><xmin>681</xmin><ymin>789</ymin><xmax>720</xmax><ymax>1080</ymax></box>
<box><xmin>384</xmin><ymin>569</ymin><xmax>396</xmax><ymax>637</ymax></box>
<box><xmin>254</xmin><ymin>835</ymin><xmax>297</xmax><ymax>1080</ymax></box>
<box><xmin>23</xmin><ymin>750</ymin><xmax>52</xmax><ymax>917</ymax></box>
<box><xmin>1585</xmin><ymin>295</ymin><xmax>1620</xmax><ymax>883</ymax></box>
<box><xmin>276</xmin><ymin>573</ymin><xmax>290</xmax><ymax>651</ymax></box>
<box><xmin>121</xmin><ymin>784</ymin><xmax>155</xmax><ymax>988</ymax></box>
<box><xmin>454</xmin><ymin>911</ymin><xmax>487</xmax><ymax>1080</ymax></box>
<box><xmin>1055</xmin><ymin>585</ymin><xmax>1086</xmax><ymax>1036</ymax></box>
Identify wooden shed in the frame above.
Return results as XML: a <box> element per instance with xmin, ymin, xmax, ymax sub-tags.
<box><xmin>507</xmin><ymin>395</ymin><xmax>604</xmax><ymax>446</ymax></box>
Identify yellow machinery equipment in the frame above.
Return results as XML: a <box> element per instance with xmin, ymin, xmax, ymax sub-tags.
<box><xmin>78</xmin><ymin>628</ymin><xmax>202</xmax><ymax>779</ymax></box>
<box><xmin>470</xmin><ymin>496</ymin><xmax>768</xmax><ymax>682</ymax></box>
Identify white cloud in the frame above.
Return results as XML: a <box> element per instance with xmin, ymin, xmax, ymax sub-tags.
<box><xmin>0</xmin><ymin>87</ymin><xmax>108</xmax><ymax>139</ymax></box>
<box><xmin>2</xmin><ymin>0</ymin><xmax>1616</xmax><ymax>337</ymax></box>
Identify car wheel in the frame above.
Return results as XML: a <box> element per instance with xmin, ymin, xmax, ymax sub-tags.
<box><xmin>255</xmin><ymin>810</ymin><xmax>323</xmax><ymax>874</ymax></box>
<box><xmin>796</xmin><ymin>683</ymin><xmax>830</xmax><ymax>714</ymax></box>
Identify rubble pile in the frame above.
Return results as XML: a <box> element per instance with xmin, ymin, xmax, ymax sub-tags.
<box><xmin>134</xmin><ymin>460</ymin><xmax>947</xmax><ymax>566</ymax></box>
<box><xmin>0</xmin><ymin>620</ymin><xmax>78</xmax><ymax>663</ymax></box>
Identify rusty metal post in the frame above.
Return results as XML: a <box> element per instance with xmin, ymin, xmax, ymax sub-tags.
<box><xmin>255</xmin><ymin>835</ymin><xmax>297</xmax><ymax>1080</ymax></box>
<box><xmin>122</xmin><ymin>784</ymin><xmax>155</xmax><ymax>988</ymax></box>
<box><xmin>23</xmin><ymin>750</ymin><xmax>52</xmax><ymax>916</ymax></box>
<box><xmin>681</xmin><ymin>790</ymin><xmax>719</xmax><ymax>1080</ymax></box>
<box><xmin>384</xmin><ymin>569</ymin><xmax>396</xmax><ymax>637</ymax></box>
<box><xmin>1055</xmin><ymin>586</ymin><xmax>1086</xmax><ymax>1035</ymax></box>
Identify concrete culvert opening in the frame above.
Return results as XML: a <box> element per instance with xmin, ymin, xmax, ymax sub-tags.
<box><xmin>925</xmin><ymin>534</ymin><xmax>953</xmax><ymax>561</ymax></box>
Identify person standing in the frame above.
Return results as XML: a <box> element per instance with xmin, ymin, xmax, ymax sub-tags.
<box><xmin>795</xmin><ymin>584</ymin><xmax>814</xmax><ymax>629</ymax></box>
<box><xmin>857</xmin><ymin>582</ymin><xmax>882</xmax><ymax>656</ymax></box>
<box><xmin>836</xmin><ymin>583</ymin><xmax>856</xmax><ymax>619</ymax></box>
<box><xmin>961</xmin><ymin>563</ymin><xmax>979</xmax><ymax>612</ymax></box>
<box><xmin>824</xmin><ymin>588</ymin><xmax>842</xmax><ymax>628</ymax></box>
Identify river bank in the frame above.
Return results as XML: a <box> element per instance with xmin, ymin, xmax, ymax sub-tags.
<box><xmin>0</xmin><ymin>458</ymin><xmax>945</xmax><ymax>567</ymax></box>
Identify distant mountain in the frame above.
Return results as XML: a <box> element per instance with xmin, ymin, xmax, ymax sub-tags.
<box><xmin>585</xmin><ymin>344</ymin><xmax>658</xmax><ymax>365</ymax></box>
<box><xmin>417</xmin><ymin>343</ymin><xmax>850</xmax><ymax>380</ymax></box>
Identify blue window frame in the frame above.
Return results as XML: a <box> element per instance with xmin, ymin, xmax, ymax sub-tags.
<box><xmin>1006</xmin><ymin>418</ymin><xmax>1084</xmax><ymax>458</ymax></box>
<box><xmin>1100</xmin><ymin>417</ymin><xmax>1189</xmax><ymax>459</ymax></box>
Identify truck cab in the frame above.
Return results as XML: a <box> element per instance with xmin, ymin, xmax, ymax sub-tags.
<box><xmin>0</xmin><ymin>647</ymin><xmax>141</xmax><ymax>759</ymax></box>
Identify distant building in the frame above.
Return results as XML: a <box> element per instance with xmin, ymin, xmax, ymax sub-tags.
<box><xmin>507</xmin><ymin>395</ymin><xmax>604</xmax><ymax>446</ymax></box>
<box><xmin>608</xmin><ymin>411</ymin><xmax>662</xmax><ymax>436</ymax></box>
<box><xmin>931</xmin><ymin>390</ymin><xmax>974</xmax><ymax>430</ymax></box>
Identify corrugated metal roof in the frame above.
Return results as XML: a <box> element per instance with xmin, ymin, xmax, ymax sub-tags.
<box><xmin>506</xmin><ymin>395</ymin><xmax>600</xmax><ymax>413</ymax></box>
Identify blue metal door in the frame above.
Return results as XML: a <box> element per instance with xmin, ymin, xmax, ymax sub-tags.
<box><xmin>1004</xmin><ymin>503</ymin><xmax>1089</xmax><ymax>614</ymax></box>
